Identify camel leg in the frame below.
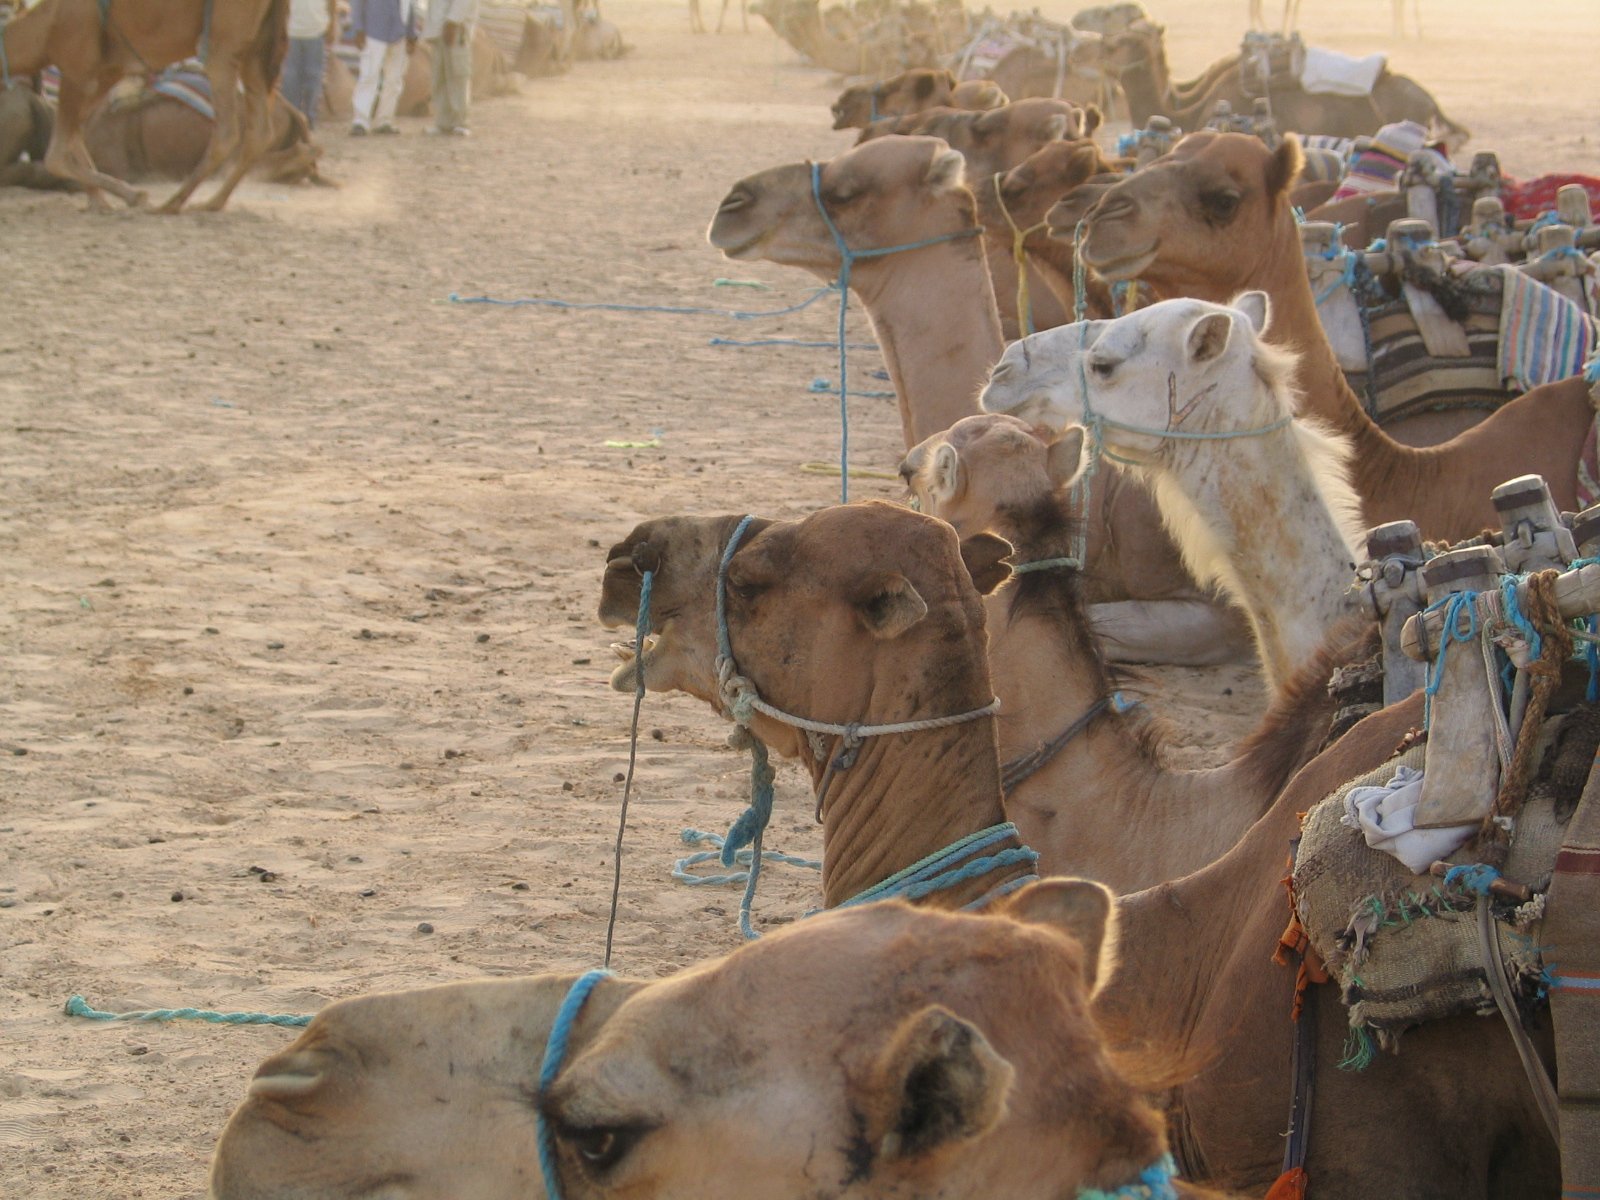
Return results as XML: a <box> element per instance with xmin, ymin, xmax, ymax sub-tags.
<box><xmin>689</xmin><ymin>0</ymin><xmax>705</xmax><ymax>33</ymax></box>
<box><xmin>43</xmin><ymin>79</ymin><xmax>147</xmax><ymax>211</ymax></box>
<box><xmin>159</xmin><ymin>59</ymin><xmax>248</xmax><ymax>214</ymax></box>
<box><xmin>196</xmin><ymin>62</ymin><xmax>276</xmax><ymax>212</ymax></box>
<box><xmin>715</xmin><ymin>0</ymin><xmax>729</xmax><ymax>33</ymax></box>
<box><xmin>1087</xmin><ymin>599</ymin><xmax>1254</xmax><ymax>667</ymax></box>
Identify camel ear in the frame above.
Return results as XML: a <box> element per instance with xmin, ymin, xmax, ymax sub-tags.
<box><xmin>927</xmin><ymin>441</ymin><xmax>964</xmax><ymax>505</ymax></box>
<box><xmin>914</xmin><ymin>72</ymin><xmax>937</xmax><ymax>100</ymax></box>
<box><xmin>941</xmin><ymin>69</ymin><xmax>957</xmax><ymax>89</ymax></box>
<box><xmin>855</xmin><ymin>572</ymin><xmax>928</xmax><ymax>640</ymax></box>
<box><xmin>1266</xmin><ymin>136</ymin><xmax>1304</xmax><ymax>201</ymax></box>
<box><xmin>997</xmin><ymin>879</ymin><xmax>1116</xmax><ymax>993</ymax></box>
<box><xmin>925</xmin><ymin>147</ymin><xmax>966</xmax><ymax>191</ymax></box>
<box><xmin>1233</xmin><ymin>290</ymin><xmax>1271</xmax><ymax>334</ymax></box>
<box><xmin>1045</xmin><ymin>427</ymin><xmax>1088</xmax><ymax>486</ymax></box>
<box><xmin>863</xmin><ymin>1006</ymin><xmax>1013</xmax><ymax>1164</ymax></box>
<box><xmin>1186</xmin><ymin>311</ymin><xmax>1233</xmax><ymax>365</ymax></box>
<box><xmin>1043</xmin><ymin>113</ymin><xmax>1070</xmax><ymax>142</ymax></box>
<box><xmin>959</xmin><ymin>532</ymin><xmax>1014</xmax><ymax>595</ymax></box>
<box><xmin>1081</xmin><ymin>104</ymin><xmax>1103</xmax><ymax>136</ymax></box>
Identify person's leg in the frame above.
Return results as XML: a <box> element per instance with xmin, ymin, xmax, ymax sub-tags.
<box><xmin>303</xmin><ymin>37</ymin><xmax>326</xmax><ymax>129</ymax></box>
<box><xmin>351</xmin><ymin>37</ymin><xmax>387</xmax><ymax>128</ymax></box>
<box><xmin>281</xmin><ymin>38</ymin><xmax>309</xmax><ymax>121</ymax></box>
<box><xmin>429</xmin><ymin>37</ymin><xmax>452</xmax><ymax>131</ymax></box>
<box><xmin>445</xmin><ymin>39</ymin><xmax>471</xmax><ymax>130</ymax></box>
<box><xmin>372</xmin><ymin>39</ymin><xmax>407</xmax><ymax>128</ymax></box>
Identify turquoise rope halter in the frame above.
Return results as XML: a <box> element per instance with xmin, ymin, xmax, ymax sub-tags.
<box><xmin>535</xmin><ymin>969</ymin><xmax>612</xmax><ymax>1200</ymax></box>
<box><xmin>809</xmin><ymin>160</ymin><xmax>983</xmax><ymax>502</ymax></box>
<box><xmin>1078</xmin><ymin>1153</ymin><xmax>1180</xmax><ymax>1200</ymax></box>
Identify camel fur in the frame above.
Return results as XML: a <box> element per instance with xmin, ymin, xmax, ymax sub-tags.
<box><xmin>1071</xmin><ymin>132</ymin><xmax>1598</xmax><ymax>536</ymax></box>
<box><xmin>706</xmin><ymin>137</ymin><xmax>1252</xmax><ymax>666</ymax></box>
<box><xmin>981</xmin><ymin>294</ymin><xmax>1365</xmax><ymax>696</ymax></box>
<box><xmin>0</xmin><ymin>0</ymin><xmax>290</xmax><ymax>212</ymax></box>
<box><xmin>831</xmin><ymin>67</ymin><xmax>1005</xmax><ymax>130</ymax></box>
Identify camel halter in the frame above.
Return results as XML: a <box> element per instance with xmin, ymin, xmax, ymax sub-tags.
<box><xmin>809</xmin><ymin>161</ymin><xmax>984</xmax><ymax>502</ymax></box>
<box><xmin>992</xmin><ymin>171</ymin><xmax>1051</xmax><ymax>336</ymax></box>
<box><xmin>536</xmin><ymin>968</ymin><xmax>612</xmax><ymax>1200</ymax></box>
<box><xmin>709</xmin><ymin>514</ymin><xmax>1017</xmax><ymax>935</ymax></box>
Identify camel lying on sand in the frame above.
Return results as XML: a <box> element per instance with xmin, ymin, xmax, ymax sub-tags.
<box><xmin>0</xmin><ymin>0</ymin><xmax>287</xmax><ymax>212</ymax></box>
<box><xmin>602</xmin><ymin>500</ymin><xmax>1352</xmax><ymax>892</ymax></box>
<box><xmin>981</xmin><ymin>294</ymin><xmax>1365</xmax><ymax>697</ymax></box>
<box><xmin>1063</xmin><ymin>132</ymin><xmax>1596</xmax><ymax>534</ymax></box>
<box><xmin>707</xmin><ymin>135</ymin><xmax>1250</xmax><ymax>666</ymax></box>
<box><xmin>831</xmin><ymin>67</ymin><xmax>1006</xmax><ymax>130</ymax></box>
<box><xmin>321</xmin><ymin>29</ymin><xmax>515</xmax><ymax>123</ymax></box>
<box><xmin>1103</xmin><ymin>19</ymin><xmax>1468</xmax><ymax>147</ymax></box>
<box><xmin>0</xmin><ymin>85</ymin><xmax>69</xmax><ymax>189</ymax></box>
<box><xmin>210</xmin><ymin>884</ymin><xmax>1196</xmax><ymax>1200</ymax></box>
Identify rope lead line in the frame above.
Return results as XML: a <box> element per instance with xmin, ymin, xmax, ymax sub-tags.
<box><xmin>810</xmin><ymin>161</ymin><xmax>983</xmax><ymax>503</ymax></box>
<box><xmin>63</xmin><ymin>996</ymin><xmax>312</xmax><ymax>1027</ymax></box>
<box><xmin>603</xmin><ymin>567</ymin><xmax>654</xmax><ymax>969</ymax></box>
<box><xmin>536</xmin><ymin>969</ymin><xmax>612</xmax><ymax>1200</ymax></box>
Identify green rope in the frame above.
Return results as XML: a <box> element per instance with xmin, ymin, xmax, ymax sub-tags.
<box><xmin>64</xmin><ymin>995</ymin><xmax>312</xmax><ymax>1027</ymax></box>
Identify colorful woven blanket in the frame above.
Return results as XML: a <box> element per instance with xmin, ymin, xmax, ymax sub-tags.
<box><xmin>1497</xmin><ymin>263</ymin><xmax>1596</xmax><ymax>394</ymax></box>
<box><xmin>1501</xmin><ymin>174</ymin><xmax>1600</xmax><ymax>223</ymax></box>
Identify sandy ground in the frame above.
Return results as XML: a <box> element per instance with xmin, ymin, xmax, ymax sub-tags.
<box><xmin>1</xmin><ymin>0</ymin><xmax>1595</xmax><ymax>1194</ymax></box>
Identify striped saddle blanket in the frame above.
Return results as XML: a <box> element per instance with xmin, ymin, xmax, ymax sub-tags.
<box><xmin>105</xmin><ymin>65</ymin><xmax>215</xmax><ymax>121</ymax></box>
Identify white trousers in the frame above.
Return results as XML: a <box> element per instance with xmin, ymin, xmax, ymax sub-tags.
<box><xmin>351</xmin><ymin>37</ymin><xmax>408</xmax><ymax>127</ymax></box>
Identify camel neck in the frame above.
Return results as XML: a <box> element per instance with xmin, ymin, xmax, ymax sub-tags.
<box><xmin>815</xmin><ymin>713</ymin><xmax>1014</xmax><ymax>909</ymax></box>
<box><xmin>851</xmin><ymin>238</ymin><xmax>1003</xmax><ymax>446</ymax></box>
<box><xmin>1130</xmin><ymin>411</ymin><xmax>1356</xmax><ymax>695</ymax></box>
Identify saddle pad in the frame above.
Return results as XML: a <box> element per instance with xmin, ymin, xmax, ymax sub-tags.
<box><xmin>1497</xmin><ymin>263</ymin><xmax>1596</xmax><ymax>394</ymax></box>
<box><xmin>1501</xmin><ymin>173</ymin><xmax>1600</xmax><ymax>223</ymax></box>
<box><xmin>1299</xmin><ymin>46</ymin><xmax>1385</xmax><ymax>97</ymax></box>
<box><xmin>1348</xmin><ymin>284</ymin><xmax>1505</xmax><ymax>424</ymax></box>
<box><xmin>150</xmin><ymin>69</ymin><xmax>216</xmax><ymax>122</ymax></box>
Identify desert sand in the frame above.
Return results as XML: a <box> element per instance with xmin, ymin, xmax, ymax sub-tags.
<box><xmin>1</xmin><ymin>0</ymin><xmax>1595</xmax><ymax>1194</ymax></box>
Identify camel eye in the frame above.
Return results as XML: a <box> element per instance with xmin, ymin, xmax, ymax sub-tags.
<box><xmin>1090</xmin><ymin>358</ymin><xmax>1115</xmax><ymax>379</ymax></box>
<box><xmin>565</xmin><ymin>1124</ymin><xmax>645</xmax><ymax>1174</ymax></box>
<box><xmin>1200</xmin><ymin>190</ymin><xmax>1241</xmax><ymax>221</ymax></box>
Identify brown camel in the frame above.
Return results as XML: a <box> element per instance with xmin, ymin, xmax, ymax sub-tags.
<box><xmin>854</xmin><ymin>100</ymin><xmax>1095</xmax><ymax>338</ymax></box>
<box><xmin>209</xmin><ymin>885</ymin><xmax>1207</xmax><ymax>1200</ymax></box>
<box><xmin>1063</xmin><ymin>132</ymin><xmax>1597</xmax><ymax>537</ymax></box>
<box><xmin>831</xmin><ymin>67</ymin><xmax>1005</xmax><ymax>131</ymax></box>
<box><xmin>1</xmin><ymin>0</ymin><xmax>288</xmax><ymax>212</ymax></box>
<box><xmin>1104</xmin><ymin>20</ymin><xmax>1466</xmax><ymax>146</ymax></box>
<box><xmin>0</xmin><ymin>83</ymin><xmax>71</xmax><ymax>189</ymax></box>
<box><xmin>707</xmin><ymin>135</ymin><xmax>1252</xmax><ymax>665</ymax></box>
<box><xmin>600</xmin><ymin>499</ymin><xmax>1344</xmax><ymax>891</ymax></box>
<box><xmin>602</xmin><ymin>512</ymin><xmax>1567</xmax><ymax>1195</ymax></box>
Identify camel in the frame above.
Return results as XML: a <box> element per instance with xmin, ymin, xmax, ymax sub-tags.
<box><xmin>0</xmin><ymin>83</ymin><xmax>70</xmax><ymax>189</ymax></box>
<box><xmin>830</xmin><ymin>67</ymin><xmax>1005</xmax><ymax>131</ymax></box>
<box><xmin>1103</xmin><ymin>19</ymin><xmax>1465</xmax><ymax>146</ymax></box>
<box><xmin>209</xmin><ymin>884</ymin><xmax>1203</xmax><ymax>1200</ymax></box>
<box><xmin>1063</xmin><ymin>132</ymin><xmax>1598</xmax><ymax>538</ymax></box>
<box><xmin>706</xmin><ymin>136</ymin><xmax>1253</xmax><ymax>665</ymax></box>
<box><xmin>321</xmin><ymin>30</ymin><xmax>515</xmax><ymax>124</ymax></box>
<box><xmin>0</xmin><ymin>0</ymin><xmax>289</xmax><ymax>212</ymax></box>
<box><xmin>600</xmin><ymin>498</ymin><xmax>1352</xmax><ymax>892</ymax></box>
<box><xmin>980</xmin><ymin>294</ymin><xmax>1365</xmax><ymax>696</ymax></box>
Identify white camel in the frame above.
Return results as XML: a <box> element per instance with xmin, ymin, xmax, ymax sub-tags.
<box><xmin>981</xmin><ymin>293</ymin><xmax>1365</xmax><ymax>697</ymax></box>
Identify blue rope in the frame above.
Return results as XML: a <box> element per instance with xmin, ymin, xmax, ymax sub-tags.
<box><xmin>709</xmin><ymin>336</ymin><xmax>878</xmax><ymax>350</ymax></box>
<box><xmin>809</xmin><ymin>160</ymin><xmax>983</xmax><ymax>502</ymax></box>
<box><xmin>535</xmin><ymin>969</ymin><xmax>612</xmax><ymax>1200</ymax></box>
<box><xmin>603</xmin><ymin>567</ymin><xmax>653</xmax><ymax>968</ymax></box>
<box><xmin>809</xmin><ymin>378</ymin><xmax>896</xmax><ymax>399</ymax></box>
<box><xmin>672</xmin><ymin>828</ymin><xmax>821</xmax><ymax>884</ymax></box>
<box><xmin>1587</xmin><ymin>614</ymin><xmax>1599</xmax><ymax>703</ymax></box>
<box><xmin>836</xmin><ymin>822</ymin><xmax>1038</xmax><ymax>909</ymax></box>
<box><xmin>1499</xmin><ymin>573</ymin><xmax>1542</xmax><ymax>660</ymax></box>
<box><xmin>1076</xmin><ymin>1153</ymin><xmax>1180</xmax><ymax>1200</ymax></box>
<box><xmin>446</xmin><ymin>286</ymin><xmax>835</xmax><ymax>321</ymax></box>
<box><xmin>63</xmin><ymin>995</ymin><xmax>311</xmax><ymax>1027</ymax></box>
<box><xmin>1443</xmin><ymin>863</ymin><xmax>1502</xmax><ymax>897</ymax></box>
<box><xmin>1422</xmin><ymin>590</ymin><xmax>1480</xmax><ymax>729</ymax></box>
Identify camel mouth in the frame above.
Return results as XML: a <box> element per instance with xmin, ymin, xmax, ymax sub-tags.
<box><xmin>608</xmin><ymin>634</ymin><xmax>659</xmax><ymax>692</ymax></box>
<box><xmin>713</xmin><ymin>230</ymin><xmax>766</xmax><ymax>260</ymax></box>
<box><xmin>1081</xmin><ymin>241</ymin><xmax>1159</xmax><ymax>282</ymax></box>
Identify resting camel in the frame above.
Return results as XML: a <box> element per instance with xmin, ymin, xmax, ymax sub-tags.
<box><xmin>1061</xmin><ymin>132</ymin><xmax>1598</xmax><ymax>536</ymax></box>
<box><xmin>707</xmin><ymin>136</ymin><xmax>1252</xmax><ymax>664</ymax></box>
<box><xmin>0</xmin><ymin>0</ymin><xmax>288</xmax><ymax>212</ymax></box>
<box><xmin>210</xmin><ymin>884</ymin><xmax>1207</xmax><ymax>1200</ymax></box>
<box><xmin>1103</xmin><ymin>19</ymin><xmax>1466</xmax><ymax>146</ymax></box>
<box><xmin>0</xmin><ymin>83</ymin><xmax>69</xmax><ymax>189</ymax></box>
<box><xmin>981</xmin><ymin>295</ymin><xmax>1365</xmax><ymax>696</ymax></box>
<box><xmin>601</xmin><ymin>501</ymin><xmax>1350</xmax><ymax>891</ymax></box>
<box><xmin>831</xmin><ymin>67</ymin><xmax>1005</xmax><ymax>130</ymax></box>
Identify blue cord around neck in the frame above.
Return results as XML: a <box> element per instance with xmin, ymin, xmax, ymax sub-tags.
<box><xmin>536</xmin><ymin>969</ymin><xmax>613</xmax><ymax>1200</ymax></box>
<box><xmin>1077</xmin><ymin>1152</ymin><xmax>1180</xmax><ymax>1200</ymax></box>
<box><xmin>809</xmin><ymin>161</ymin><xmax>982</xmax><ymax>502</ymax></box>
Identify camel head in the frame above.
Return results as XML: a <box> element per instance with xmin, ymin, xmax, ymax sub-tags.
<box><xmin>898</xmin><ymin>99</ymin><xmax>1096</xmax><ymax>181</ymax></box>
<box><xmin>707</xmin><ymin>136</ymin><xmax>977</xmax><ymax>285</ymax></box>
<box><xmin>541</xmin><ymin>880</ymin><xmax>1173</xmax><ymax>1200</ymax></box>
<box><xmin>831</xmin><ymin>67</ymin><xmax>958</xmax><ymax>129</ymax></box>
<box><xmin>901</xmin><ymin>413</ymin><xmax>1083</xmax><ymax>542</ymax></box>
<box><xmin>994</xmin><ymin>138</ymin><xmax>1118</xmax><ymax>232</ymax></box>
<box><xmin>598</xmin><ymin>503</ymin><xmax>1009</xmax><ymax>763</ymax></box>
<box><xmin>981</xmin><ymin>294</ymin><xmax>1279</xmax><ymax>464</ymax></box>
<box><xmin>208</xmin><ymin>973</ymin><xmax>645</xmax><ymax>1200</ymax></box>
<box><xmin>1098</xmin><ymin>18</ymin><xmax>1165</xmax><ymax>78</ymax></box>
<box><xmin>1060</xmin><ymin>131</ymin><xmax>1305</xmax><ymax>301</ymax></box>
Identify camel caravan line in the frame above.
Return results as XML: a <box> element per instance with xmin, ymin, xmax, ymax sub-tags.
<box><xmin>10</xmin><ymin>0</ymin><xmax>1596</xmax><ymax>1196</ymax></box>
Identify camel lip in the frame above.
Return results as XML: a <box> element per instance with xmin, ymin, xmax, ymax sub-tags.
<box><xmin>608</xmin><ymin>635</ymin><xmax>658</xmax><ymax>692</ymax></box>
<box><xmin>712</xmin><ymin>231</ymin><xmax>765</xmax><ymax>259</ymax></box>
<box><xmin>1081</xmin><ymin>242</ymin><xmax>1158</xmax><ymax>281</ymax></box>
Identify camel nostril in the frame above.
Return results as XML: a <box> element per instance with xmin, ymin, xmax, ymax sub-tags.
<box><xmin>719</xmin><ymin>189</ymin><xmax>752</xmax><ymax>213</ymax></box>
